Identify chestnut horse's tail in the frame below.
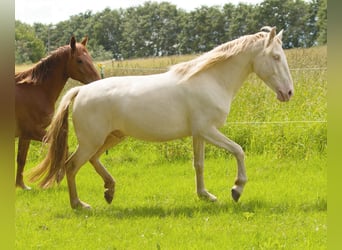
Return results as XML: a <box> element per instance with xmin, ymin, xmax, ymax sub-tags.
<box><xmin>28</xmin><ymin>86</ymin><xmax>81</xmax><ymax>188</ymax></box>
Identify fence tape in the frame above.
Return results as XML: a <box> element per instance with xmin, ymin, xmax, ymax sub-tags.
<box><xmin>290</xmin><ymin>67</ymin><xmax>327</xmax><ymax>71</ymax></box>
<box><xmin>227</xmin><ymin>120</ymin><xmax>327</xmax><ymax>125</ymax></box>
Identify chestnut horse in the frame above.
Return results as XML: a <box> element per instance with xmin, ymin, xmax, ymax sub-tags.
<box><xmin>15</xmin><ymin>36</ymin><xmax>100</xmax><ymax>189</ymax></box>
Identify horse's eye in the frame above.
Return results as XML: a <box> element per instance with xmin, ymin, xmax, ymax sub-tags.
<box><xmin>77</xmin><ymin>59</ymin><xmax>83</xmax><ymax>64</ymax></box>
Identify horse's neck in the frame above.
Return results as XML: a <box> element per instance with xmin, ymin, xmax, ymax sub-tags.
<box><xmin>41</xmin><ymin>63</ymin><xmax>69</xmax><ymax>103</ymax></box>
<box><xmin>213</xmin><ymin>51</ymin><xmax>254</xmax><ymax>96</ymax></box>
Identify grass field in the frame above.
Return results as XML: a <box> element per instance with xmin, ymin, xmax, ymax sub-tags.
<box><xmin>15</xmin><ymin>46</ymin><xmax>327</xmax><ymax>249</ymax></box>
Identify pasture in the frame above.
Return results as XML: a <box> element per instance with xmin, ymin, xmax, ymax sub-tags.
<box><xmin>15</xmin><ymin>46</ymin><xmax>327</xmax><ymax>249</ymax></box>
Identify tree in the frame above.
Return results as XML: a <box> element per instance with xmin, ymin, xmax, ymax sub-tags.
<box><xmin>120</xmin><ymin>2</ymin><xmax>182</xmax><ymax>58</ymax></box>
<box><xmin>149</xmin><ymin>2</ymin><xmax>182</xmax><ymax>56</ymax></box>
<box><xmin>255</xmin><ymin>0</ymin><xmax>314</xmax><ymax>48</ymax></box>
<box><xmin>221</xmin><ymin>3</ymin><xmax>236</xmax><ymax>42</ymax></box>
<box><xmin>316</xmin><ymin>0</ymin><xmax>327</xmax><ymax>45</ymax></box>
<box><xmin>301</xmin><ymin>0</ymin><xmax>320</xmax><ymax>47</ymax></box>
<box><xmin>15</xmin><ymin>21</ymin><xmax>45</xmax><ymax>64</ymax></box>
<box><xmin>93</xmin><ymin>8</ymin><xmax>123</xmax><ymax>59</ymax></box>
<box><xmin>228</xmin><ymin>3</ymin><xmax>258</xmax><ymax>40</ymax></box>
<box><xmin>120</xmin><ymin>5</ymin><xmax>149</xmax><ymax>58</ymax></box>
<box><xmin>178</xmin><ymin>6</ymin><xmax>225</xmax><ymax>54</ymax></box>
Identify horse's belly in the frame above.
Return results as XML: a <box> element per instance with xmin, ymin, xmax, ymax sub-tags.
<box><xmin>122</xmin><ymin>113</ymin><xmax>191</xmax><ymax>142</ymax></box>
<box><xmin>126</xmin><ymin>126</ymin><xmax>190</xmax><ymax>142</ymax></box>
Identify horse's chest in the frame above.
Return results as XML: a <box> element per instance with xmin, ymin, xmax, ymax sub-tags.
<box><xmin>212</xmin><ymin>106</ymin><xmax>230</xmax><ymax>128</ymax></box>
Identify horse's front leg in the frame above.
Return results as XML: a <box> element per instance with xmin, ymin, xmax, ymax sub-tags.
<box><xmin>200</xmin><ymin>127</ymin><xmax>247</xmax><ymax>202</ymax></box>
<box><xmin>16</xmin><ymin>138</ymin><xmax>31</xmax><ymax>190</ymax></box>
<box><xmin>192</xmin><ymin>135</ymin><xmax>217</xmax><ymax>202</ymax></box>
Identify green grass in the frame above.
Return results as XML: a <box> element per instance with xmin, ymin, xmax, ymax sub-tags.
<box><xmin>15</xmin><ymin>46</ymin><xmax>327</xmax><ymax>249</ymax></box>
<box><xmin>16</xmin><ymin>155</ymin><xmax>326</xmax><ymax>249</ymax></box>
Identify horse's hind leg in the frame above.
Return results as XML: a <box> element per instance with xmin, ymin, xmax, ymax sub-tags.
<box><xmin>65</xmin><ymin>145</ymin><xmax>98</xmax><ymax>209</ymax></box>
<box><xmin>89</xmin><ymin>132</ymin><xmax>125</xmax><ymax>204</ymax></box>
<box><xmin>16</xmin><ymin>138</ymin><xmax>31</xmax><ymax>190</ymax></box>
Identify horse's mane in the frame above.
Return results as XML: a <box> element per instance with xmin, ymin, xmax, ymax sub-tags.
<box><xmin>15</xmin><ymin>45</ymin><xmax>71</xmax><ymax>85</ymax></box>
<box><xmin>171</xmin><ymin>31</ymin><xmax>270</xmax><ymax>82</ymax></box>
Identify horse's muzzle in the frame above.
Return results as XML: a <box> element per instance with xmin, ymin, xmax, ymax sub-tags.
<box><xmin>277</xmin><ymin>88</ymin><xmax>293</xmax><ymax>102</ymax></box>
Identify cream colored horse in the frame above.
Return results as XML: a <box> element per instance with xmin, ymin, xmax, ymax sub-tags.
<box><xmin>29</xmin><ymin>26</ymin><xmax>293</xmax><ymax>209</ymax></box>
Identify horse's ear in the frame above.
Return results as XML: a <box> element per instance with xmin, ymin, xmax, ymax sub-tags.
<box><xmin>81</xmin><ymin>36</ymin><xmax>88</xmax><ymax>46</ymax></box>
<box><xmin>266</xmin><ymin>26</ymin><xmax>276</xmax><ymax>47</ymax></box>
<box><xmin>260</xmin><ymin>26</ymin><xmax>272</xmax><ymax>32</ymax></box>
<box><xmin>70</xmin><ymin>36</ymin><xmax>76</xmax><ymax>51</ymax></box>
<box><xmin>276</xmin><ymin>29</ymin><xmax>284</xmax><ymax>41</ymax></box>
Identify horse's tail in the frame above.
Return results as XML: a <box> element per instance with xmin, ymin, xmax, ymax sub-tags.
<box><xmin>28</xmin><ymin>86</ymin><xmax>81</xmax><ymax>188</ymax></box>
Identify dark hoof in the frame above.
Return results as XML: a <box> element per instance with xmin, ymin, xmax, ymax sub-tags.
<box><xmin>104</xmin><ymin>189</ymin><xmax>114</xmax><ymax>204</ymax></box>
<box><xmin>231</xmin><ymin>189</ymin><xmax>241</xmax><ymax>202</ymax></box>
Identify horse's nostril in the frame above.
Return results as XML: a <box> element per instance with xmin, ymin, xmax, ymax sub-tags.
<box><xmin>288</xmin><ymin>90</ymin><xmax>293</xmax><ymax>97</ymax></box>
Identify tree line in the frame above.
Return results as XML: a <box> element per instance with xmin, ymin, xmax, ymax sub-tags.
<box><xmin>15</xmin><ymin>0</ymin><xmax>327</xmax><ymax>64</ymax></box>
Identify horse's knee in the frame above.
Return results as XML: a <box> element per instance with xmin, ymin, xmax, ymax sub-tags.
<box><xmin>193</xmin><ymin>162</ymin><xmax>204</xmax><ymax>171</ymax></box>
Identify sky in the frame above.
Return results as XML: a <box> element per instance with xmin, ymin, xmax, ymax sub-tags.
<box><xmin>15</xmin><ymin>0</ymin><xmax>263</xmax><ymax>25</ymax></box>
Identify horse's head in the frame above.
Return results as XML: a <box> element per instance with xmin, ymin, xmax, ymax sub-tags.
<box><xmin>67</xmin><ymin>36</ymin><xmax>101</xmax><ymax>84</ymax></box>
<box><xmin>253</xmin><ymin>27</ymin><xmax>294</xmax><ymax>102</ymax></box>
